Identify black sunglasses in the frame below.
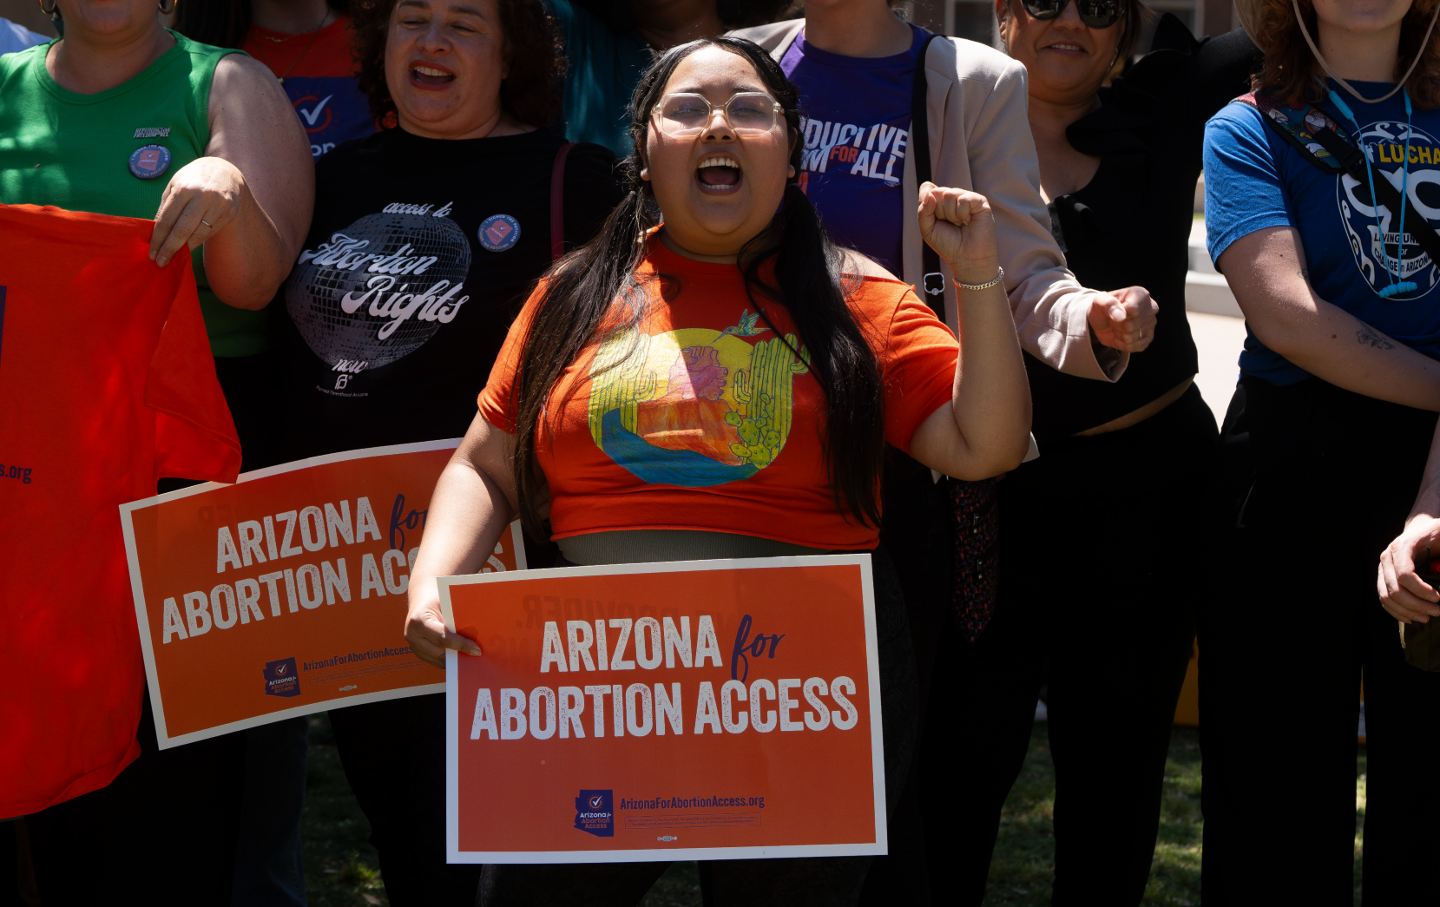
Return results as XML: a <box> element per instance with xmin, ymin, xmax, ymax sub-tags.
<box><xmin>1021</xmin><ymin>0</ymin><xmax>1125</xmax><ymax>28</ymax></box>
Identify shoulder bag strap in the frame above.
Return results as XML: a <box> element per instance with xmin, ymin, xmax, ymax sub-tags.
<box><xmin>549</xmin><ymin>141</ymin><xmax>574</xmax><ymax>262</ymax></box>
<box><xmin>1238</xmin><ymin>92</ymin><xmax>1440</xmax><ymax>263</ymax></box>
<box><xmin>910</xmin><ymin>33</ymin><xmax>944</xmax><ymax>318</ymax></box>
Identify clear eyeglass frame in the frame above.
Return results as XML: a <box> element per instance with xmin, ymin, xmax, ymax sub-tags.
<box><xmin>650</xmin><ymin>92</ymin><xmax>785</xmax><ymax>137</ymax></box>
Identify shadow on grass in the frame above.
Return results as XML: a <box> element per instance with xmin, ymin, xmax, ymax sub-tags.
<box><xmin>301</xmin><ymin>716</ymin><xmax>386</xmax><ymax>907</ymax></box>
<box><xmin>983</xmin><ymin>727</ymin><xmax>1367</xmax><ymax>907</ymax></box>
<box><xmin>301</xmin><ymin>720</ymin><xmax>1367</xmax><ymax>906</ymax></box>
<box><xmin>984</xmin><ymin>728</ymin><xmax>1204</xmax><ymax>906</ymax></box>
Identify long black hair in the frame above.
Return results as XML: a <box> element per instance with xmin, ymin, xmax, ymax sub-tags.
<box><xmin>511</xmin><ymin>36</ymin><xmax>885</xmax><ymax>536</ymax></box>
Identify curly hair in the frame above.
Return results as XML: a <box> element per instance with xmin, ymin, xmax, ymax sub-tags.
<box><xmin>1249</xmin><ymin>0</ymin><xmax>1440</xmax><ymax>108</ymax></box>
<box><xmin>349</xmin><ymin>0</ymin><xmax>564</xmax><ymax>128</ymax></box>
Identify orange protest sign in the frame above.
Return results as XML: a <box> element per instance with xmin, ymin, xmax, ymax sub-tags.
<box><xmin>121</xmin><ymin>441</ymin><xmax>527</xmax><ymax>748</ymax></box>
<box><xmin>440</xmin><ymin>556</ymin><xmax>885</xmax><ymax>863</ymax></box>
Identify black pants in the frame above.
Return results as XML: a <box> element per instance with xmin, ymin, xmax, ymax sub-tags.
<box><xmin>17</xmin><ymin>691</ymin><xmax>247</xmax><ymax>906</ymax></box>
<box><xmin>1200</xmin><ymin>378</ymin><xmax>1440</xmax><ymax>907</ymax></box>
<box><xmin>477</xmin><ymin>548</ymin><xmax>918</xmax><ymax>907</ymax></box>
<box><xmin>327</xmin><ymin>694</ymin><xmax>483</xmax><ymax>907</ymax></box>
<box><xmin>928</xmin><ymin>385</ymin><xmax>1219</xmax><ymax>906</ymax></box>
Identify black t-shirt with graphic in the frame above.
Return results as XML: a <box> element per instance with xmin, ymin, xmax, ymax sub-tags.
<box><xmin>275</xmin><ymin>127</ymin><xmax>621</xmax><ymax>460</ymax></box>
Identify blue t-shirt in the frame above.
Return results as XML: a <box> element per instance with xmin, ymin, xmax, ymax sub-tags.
<box><xmin>0</xmin><ymin>18</ymin><xmax>46</xmax><ymax>56</ymax></box>
<box><xmin>1205</xmin><ymin>82</ymin><xmax>1440</xmax><ymax>384</ymax></box>
<box><xmin>781</xmin><ymin>25</ymin><xmax>926</xmax><ymax>275</ymax></box>
<box><xmin>548</xmin><ymin>0</ymin><xmax>653</xmax><ymax>157</ymax></box>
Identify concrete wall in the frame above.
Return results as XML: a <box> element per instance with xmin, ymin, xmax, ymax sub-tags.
<box><xmin>906</xmin><ymin>0</ymin><xmax>950</xmax><ymax>31</ymax></box>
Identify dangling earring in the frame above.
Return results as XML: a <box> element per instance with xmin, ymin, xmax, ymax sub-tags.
<box><xmin>634</xmin><ymin>185</ymin><xmax>662</xmax><ymax>244</ymax></box>
<box><xmin>635</xmin><ymin>169</ymin><xmax>650</xmax><ymax>243</ymax></box>
<box><xmin>158</xmin><ymin>0</ymin><xmax>177</xmax><ymax>13</ymax></box>
<box><xmin>38</xmin><ymin>0</ymin><xmax>58</xmax><ymax>16</ymax></box>
<box><xmin>632</xmin><ymin>189</ymin><xmax>648</xmax><ymax>245</ymax></box>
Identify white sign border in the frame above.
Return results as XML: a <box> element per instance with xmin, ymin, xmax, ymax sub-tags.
<box><xmin>120</xmin><ymin>439</ymin><xmax>526</xmax><ymax>749</ymax></box>
<box><xmin>439</xmin><ymin>553</ymin><xmax>886</xmax><ymax>864</ymax></box>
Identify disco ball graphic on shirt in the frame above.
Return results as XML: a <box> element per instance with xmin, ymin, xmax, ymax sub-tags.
<box><xmin>286</xmin><ymin>212</ymin><xmax>472</xmax><ymax>371</ymax></box>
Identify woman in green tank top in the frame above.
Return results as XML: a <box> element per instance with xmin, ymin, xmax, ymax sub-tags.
<box><xmin>0</xmin><ymin>0</ymin><xmax>313</xmax><ymax>357</ymax></box>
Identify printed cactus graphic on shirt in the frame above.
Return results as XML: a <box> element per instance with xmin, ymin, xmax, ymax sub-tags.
<box><xmin>726</xmin><ymin>333</ymin><xmax>809</xmax><ymax>468</ymax></box>
<box><xmin>587</xmin><ymin>330</ymin><xmax>659</xmax><ymax>446</ymax></box>
<box><xmin>585</xmin><ymin>312</ymin><xmax>810</xmax><ymax>487</ymax></box>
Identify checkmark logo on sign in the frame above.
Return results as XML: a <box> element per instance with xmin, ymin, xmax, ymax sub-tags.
<box><xmin>574</xmin><ymin>789</ymin><xmax>615</xmax><ymax>837</ymax></box>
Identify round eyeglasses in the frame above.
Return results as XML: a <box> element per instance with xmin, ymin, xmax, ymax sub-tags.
<box><xmin>651</xmin><ymin>92</ymin><xmax>785</xmax><ymax>137</ymax></box>
<box><xmin>1020</xmin><ymin>0</ymin><xmax>1124</xmax><ymax>28</ymax></box>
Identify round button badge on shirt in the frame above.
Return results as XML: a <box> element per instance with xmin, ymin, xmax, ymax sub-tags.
<box><xmin>478</xmin><ymin>214</ymin><xmax>521</xmax><ymax>252</ymax></box>
<box><xmin>129</xmin><ymin>144</ymin><xmax>172</xmax><ymax>180</ymax></box>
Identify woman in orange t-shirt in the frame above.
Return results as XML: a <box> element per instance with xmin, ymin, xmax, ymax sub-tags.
<box><xmin>405</xmin><ymin>35</ymin><xmax>1030</xmax><ymax>903</ymax></box>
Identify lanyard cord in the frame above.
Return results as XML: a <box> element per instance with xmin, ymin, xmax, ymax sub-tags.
<box><xmin>1296</xmin><ymin>0</ymin><xmax>1440</xmax><ymax>106</ymax></box>
<box><xmin>1328</xmin><ymin>86</ymin><xmax>1417</xmax><ymax>298</ymax></box>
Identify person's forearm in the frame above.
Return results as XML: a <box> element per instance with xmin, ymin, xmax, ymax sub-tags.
<box><xmin>949</xmin><ymin>273</ymin><xmax>1032</xmax><ymax>476</ymax></box>
<box><xmin>408</xmin><ymin>458</ymin><xmax>516</xmax><ymax>607</ymax></box>
<box><xmin>202</xmin><ymin>174</ymin><xmax>298</xmax><ymax>309</ymax></box>
<box><xmin>1224</xmin><ymin>227</ymin><xmax>1440</xmax><ymax>411</ymax></box>
<box><xmin>1009</xmin><ymin>276</ymin><xmax>1126</xmax><ymax>381</ymax></box>
<box><xmin>1250</xmin><ymin>298</ymin><xmax>1440</xmax><ymax>411</ymax></box>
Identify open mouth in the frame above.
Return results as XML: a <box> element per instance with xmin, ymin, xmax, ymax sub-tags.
<box><xmin>696</xmin><ymin>155</ymin><xmax>742</xmax><ymax>193</ymax></box>
<box><xmin>1042</xmin><ymin>42</ymin><xmax>1086</xmax><ymax>54</ymax></box>
<box><xmin>410</xmin><ymin>63</ymin><xmax>455</xmax><ymax>87</ymax></box>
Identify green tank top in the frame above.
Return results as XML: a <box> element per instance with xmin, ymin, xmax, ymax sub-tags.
<box><xmin>0</xmin><ymin>31</ymin><xmax>266</xmax><ymax>357</ymax></box>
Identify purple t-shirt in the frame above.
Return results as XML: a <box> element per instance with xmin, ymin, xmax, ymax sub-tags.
<box><xmin>781</xmin><ymin>24</ymin><xmax>926</xmax><ymax>275</ymax></box>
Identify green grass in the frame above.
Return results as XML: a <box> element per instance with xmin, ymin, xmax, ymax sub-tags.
<box><xmin>982</xmin><ymin>727</ymin><xmax>1367</xmax><ymax>906</ymax></box>
<box><xmin>301</xmin><ymin>721</ymin><xmax>1368</xmax><ymax>906</ymax></box>
<box><xmin>984</xmin><ymin>729</ymin><xmax>1205</xmax><ymax>906</ymax></box>
<box><xmin>301</xmin><ymin>717</ymin><xmax>386</xmax><ymax>907</ymax></box>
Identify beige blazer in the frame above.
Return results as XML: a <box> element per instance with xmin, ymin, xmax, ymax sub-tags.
<box><xmin>732</xmin><ymin>19</ymin><xmax>1123</xmax><ymax>381</ymax></box>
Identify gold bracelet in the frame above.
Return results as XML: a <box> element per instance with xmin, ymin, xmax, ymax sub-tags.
<box><xmin>957</xmin><ymin>266</ymin><xmax>1005</xmax><ymax>292</ymax></box>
